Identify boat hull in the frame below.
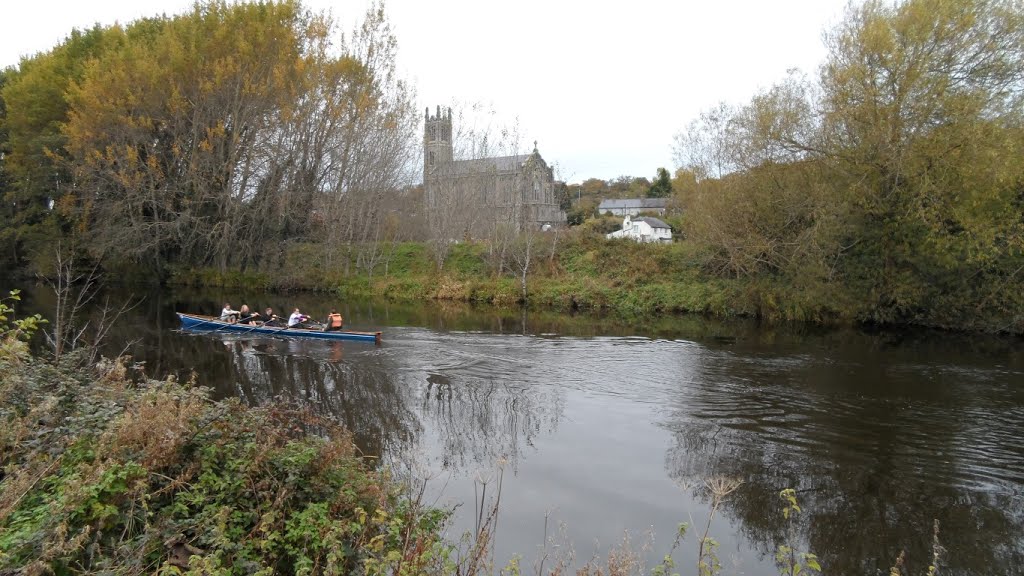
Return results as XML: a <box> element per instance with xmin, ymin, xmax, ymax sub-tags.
<box><xmin>176</xmin><ymin>313</ymin><xmax>381</xmax><ymax>343</ymax></box>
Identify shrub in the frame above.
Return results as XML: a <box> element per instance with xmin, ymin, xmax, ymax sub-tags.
<box><xmin>0</xmin><ymin>351</ymin><xmax>452</xmax><ymax>574</ymax></box>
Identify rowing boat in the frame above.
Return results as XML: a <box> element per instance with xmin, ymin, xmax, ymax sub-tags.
<box><xmin>176</xmin><ymin>312</ymin><xmax>382</xmax><ymax>344</ymax></box>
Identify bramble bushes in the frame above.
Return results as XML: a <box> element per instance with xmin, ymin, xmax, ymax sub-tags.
<box><xmin>0</xmin><ymin>340</ymin><xmax>452</xmax><ymax>574</ymax></box>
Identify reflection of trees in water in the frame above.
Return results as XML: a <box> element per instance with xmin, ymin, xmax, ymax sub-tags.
<box><xmin>222</xmin><ymin>340</ymin><xmax>420</xmax><ymax>460</ymax></box>
<box><xmin>663</xmin><ymin>360</ymin><xmax>1024</xmax><ymax>575</ymax></box>
<box><xmin>419</xmin><ymin>371</ymin><xmax>562</xmax><ymax>473</ymax></box>
<box><xmin>217</xmin><ymin>338</ymin><xmax>562</xmax><ymax>476</ymax></box>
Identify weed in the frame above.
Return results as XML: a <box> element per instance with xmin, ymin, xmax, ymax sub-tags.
<box><xmin>775</xmin><ymin>489</ymin><xmax>821</xmax><ymax>576</ymax></box>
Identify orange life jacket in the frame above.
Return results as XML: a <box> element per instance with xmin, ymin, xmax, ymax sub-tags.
<box><xmin>327</xmin><ymin>313</ymin><xmax>343</xmax><ymax>329</ymax></box>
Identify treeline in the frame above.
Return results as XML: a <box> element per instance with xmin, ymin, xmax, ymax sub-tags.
<box><xmin>3</xmin><ymin>0</ymin><xmax>1023</xmax><ymax>333</ymax></box>
<box><xmin>0</xmin><ymin>0</ymin><xmax>417</xmax><ymax>277</ymax></box>
<box><xmin>561</xmin><ymin>169</ymin><xmax>678</xmax><ymax>225</ymax></box>
<box><xmin>671</xmin><ymin>0</ymin><xmax>1024</xmax><ymax>332</ymax></box>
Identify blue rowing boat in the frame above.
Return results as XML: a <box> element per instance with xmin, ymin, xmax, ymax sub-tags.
<box><xmin>176</xmin><ymin>312</ymin><xmax>382</xmax><ymax>344</ymax></box>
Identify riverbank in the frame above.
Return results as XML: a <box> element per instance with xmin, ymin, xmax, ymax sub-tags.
<box><xmin>168</xmin><ymin>236</ymin><xmax>861</xmax><ymax>326</ymax></box>
<box><xmin>166</xmin><ymin>233</ymin><xmax>1021</xmax><ymax>334</ymax></box>
<box><xmin>5</xmin><ymin>289</ymin><xmax>994</xmax><ymax>574</ymax></box>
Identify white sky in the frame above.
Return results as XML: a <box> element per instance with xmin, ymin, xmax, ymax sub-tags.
<box><xmin>1</xmin><ymin>0</ymin><xmax>850</xmax><ymax>184</ymax></box>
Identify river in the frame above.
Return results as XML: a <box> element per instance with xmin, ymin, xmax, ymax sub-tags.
<box><xmin>10</xmin><ymin>283</ymin><xmax>1024</xmax><ymax>575</ymax></box>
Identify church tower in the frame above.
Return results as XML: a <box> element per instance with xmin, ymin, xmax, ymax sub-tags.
<box><xmin>423</xmin><ymin>105</ymin><xmax>453</xmax><ymax>183</ymax></box>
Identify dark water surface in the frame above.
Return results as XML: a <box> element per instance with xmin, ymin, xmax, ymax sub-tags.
<box><xmin>11</xmin><ymin>284</ymin><xmax>1024</xmax><ymax>575</ymax></box>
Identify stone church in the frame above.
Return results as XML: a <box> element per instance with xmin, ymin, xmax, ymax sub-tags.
<box><xmin>423</xmin><ymin>106</ymin><xmax>565</xmax><ymax>236</ymax></box>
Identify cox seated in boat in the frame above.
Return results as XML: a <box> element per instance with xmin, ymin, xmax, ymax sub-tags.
<box><xmin>325</xmin><ymin>309</ymin><xmax>343</xmax><ymax>332</ymax></box>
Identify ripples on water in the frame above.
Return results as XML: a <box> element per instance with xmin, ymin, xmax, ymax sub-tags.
<box><xmin>392</xmin><ymin>329</ymin><xmax>1024</xmax><ymax>574</ymax></box>
<box><xmin>10</xmin><ymin>285</ymin><xmax>1024</xmax><ymax>575</ymax></box>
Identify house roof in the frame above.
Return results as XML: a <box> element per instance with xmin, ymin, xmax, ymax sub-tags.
<box><xmin>635</xmin><ymin>216</ymin><xmax>670</xmax><ymax>229</ymax></box>
<box><xmin>598</xmin><ymin>198</ymin><xmax>668</xmax><ymax>210</ymax></box>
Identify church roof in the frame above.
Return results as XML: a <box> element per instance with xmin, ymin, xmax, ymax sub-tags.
<box><xmin>450</xmin><ymin>154</ymin><xmax>530</xmax><ymax>175</ymax></box>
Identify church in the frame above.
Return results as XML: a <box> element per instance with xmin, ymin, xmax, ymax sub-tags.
<box><xmin>423</xmin><ymin>106</ymin><xmax>565</xmax><ymax>236</ymax></box>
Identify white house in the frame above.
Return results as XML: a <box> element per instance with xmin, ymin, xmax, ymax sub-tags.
<box><xmin>597</xmin><ymin>198</ymin><xmax>668</xmax><ymax>216</ymax></box>
<box><xmin>606</xmin><ymin>215</ymin><xmax>672</xmax><ymax>243</ymax></box>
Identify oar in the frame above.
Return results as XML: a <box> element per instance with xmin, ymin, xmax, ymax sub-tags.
<box><xmin>235</xmin><ymin>318</ymin><xmax>286</xmax><ymax>335</ymax></box>
<box><xmin>234</xmin><ymin>316</ymin><xmax>314</xmax><ymax>337</ymax></box>
<box><xmin>209</xmin><ymin>314</ymin><xmax>258</xmax><ymax>332</ymax></box>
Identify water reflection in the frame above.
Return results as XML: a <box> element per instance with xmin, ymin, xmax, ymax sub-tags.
<box><xmin>386</xmin><ymin>330</ymin><xmax>565</xmax><ymax>474</ymax></box>
<box><xmin>663</xmin><ymin>342</ymin><xmax>1024</xmax><ymax>574</ymax></box>
<box><xmin>8</xmin><ymin>281</ymin><xmax>1024</xmax><ymax>575</ymax></box>
<box><xmin>197</xmin><ymin>329</ymin><xmax>566</xmax><ymax>478</ymax></box>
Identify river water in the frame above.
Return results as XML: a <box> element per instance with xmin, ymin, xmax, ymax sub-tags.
<box><xmin>11</xmin><ymin>284</ymin><xmax>1024</xmax><ymax>575</ymax></box>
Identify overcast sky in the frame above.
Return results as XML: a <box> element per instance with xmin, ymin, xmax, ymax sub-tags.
<box><xmin>1</xmin><ymin>0</ymin><xmax>850</xmax><ymax>183</ymax></box>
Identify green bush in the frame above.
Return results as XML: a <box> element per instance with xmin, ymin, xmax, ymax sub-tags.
<box><xmin>0</xmin><ymin>348</ymin><xmax>452</xmax><ymax>574</ymax></box>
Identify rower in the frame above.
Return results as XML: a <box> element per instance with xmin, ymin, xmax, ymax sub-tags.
<box><xmin>220</xmin><ymin>303</ymin><xmax>240</xmax><ymax>323</ymax></box>
<box><xmin>287</xmin><ymin>308</ymin><xmax>309</xmax><ymax>328</ymax></box>
<box><xmin>262</xmin><ymin>307</ymin><xmax>282</xmax><ymax>327</ymax></box>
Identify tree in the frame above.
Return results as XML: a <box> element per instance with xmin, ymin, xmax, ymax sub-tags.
<box><xmin>669</xmin><ymin>168</ymin><xmax>697</xmax><ymax>207</ymax></box>
<box><xmin>673</xmin><ymin>102</ymin><xmax>741</xmax><ymax>182</ymax></box>
<box><xmin>0</xmin><ymin>68</ymin><xmax>12</xmax><ymax>266</ymax></box>
<box><xmin>818</xmin><ymin>0</ymin><xmax>1024</xmax><ymax>327</ymax></box>
<box><xmin>648</xmin><ymin>167</ymin><xmax>673</xmax><ymax>198</ymax></box>
<box><xmin>315</xmin><ymin>4</ymin><xmax>419</xmax><ymax>276</ymax></box>
<box><xmin>554</xmin><ymin>180</ymin><xmax>572</xmax><ymax>212</ymax></box>
<box><xmin>0</xmin><ymin>25</ymin><xmax>114</xmax><ymax>272</ymax></box>
<box><xmin>607</xmin><ymin>175</ymin><xmax>651</xmax><ymax>197</ymax></box>
<box><xmin>673</xmin><ymin>73</ymin><xmax>832</xmax><ymax>281</ymax></box>
<box><xmin>672</xmin><ymin>0</ymin><xmax>1024</xmax><ymax>330</ymax></box>
<box><xmin>579</xmin><ymin>177</ymin><xmax>608</xmax><ymax>197</ymax></box>
<box><xmin>58</xmin><ymin>0</ymin><xmax>417</xmax><ymax>276</ymax></box>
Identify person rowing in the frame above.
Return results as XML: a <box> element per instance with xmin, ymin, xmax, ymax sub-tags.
<box><xmin>262</xmin><ymin>307</ymin><xmax>283</xmax><ymax>327</ymax></box>
<box><xmin>220</xmin><ymin>303</ymin><xmax>240</xmax><ymax>323</ymax></box>
<box><xmin>237</xmin><ymin>304</ymin><xmax>260</xmax><ymax>325</ymax></box>
<box><xmin>288</xmin><ymin>307</ymin><xmax>311</xmax><ymax>328</ymax></box>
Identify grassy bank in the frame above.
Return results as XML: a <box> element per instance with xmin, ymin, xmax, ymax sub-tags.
<box><xmin>169</xmin><ymin>234</ymin><xmax>859</xmax><ymax>328</ymax></box>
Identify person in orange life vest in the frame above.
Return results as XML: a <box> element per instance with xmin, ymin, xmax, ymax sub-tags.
<box><xmin>325</xmin><ymin>309</ymin><xmax>344</xmax><ymax>331</ymax></box>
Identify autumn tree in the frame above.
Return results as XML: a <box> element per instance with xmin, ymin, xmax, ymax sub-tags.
<box><xmin>0</xmin><ymin>69</ymin><xmax>10</xmax><ymax>233</ymax></box>
<box><xmin>0</xmin><ymin>26</ymin><xmax>114</xmax><ymax>272</ymax></box>
<box><xmin>818</xmin><ymin>0</ymin><xmax>1024</xmax><ymax>327</ymax></box>
<box><xmin>579</xmin><ymin>177</ymin><xmax>608</xmax><ymax>198</ymax></box>
<box><xmin>673</xmin><ymin>0</ymin><xmax>1024</xmax><ymax>330</ymax></box>
<box><xmin>57</xmin><ymin>0</ymin><xmax>417</xmax><ymax>275</ymax></box>
<box><xmin>674</xmin><ymin>73</ymin><xmax>831</xmax><ymax>281</ymax></box>
<box><xmin>312</xmin><ymin>5</ymin><xmax>419</xmax><ymax>276</ymax></box>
